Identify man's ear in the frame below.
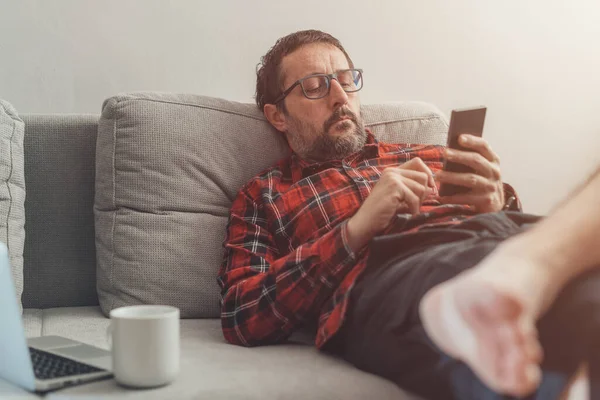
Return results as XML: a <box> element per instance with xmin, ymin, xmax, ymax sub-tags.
<box><xmin>263</xmin><ymin>104</ymin><xmax>288</xmax><ymax>133</ymax></box>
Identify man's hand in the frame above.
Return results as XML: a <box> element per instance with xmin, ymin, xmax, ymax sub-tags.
<box><xmin>346</xmin><ymin>158</ymin><xmax>435</xmax><ymax>252</ymax></box>
<box><xmin>436</xmin><ymin>134</ymin><xmax>505</xmax><ymax>213</ymax></box>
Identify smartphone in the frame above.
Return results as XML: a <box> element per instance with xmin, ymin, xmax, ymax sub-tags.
<box><xmin>439</xmin><ymin>106</ymin><xmax>487</xmax><ymax>197</ymax></box>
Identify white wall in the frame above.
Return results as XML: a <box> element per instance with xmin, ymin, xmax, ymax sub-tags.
<box><xmin>1</xmin><ymin>0</ymin><xmax>599</xmax><ymax>214</ymax></box>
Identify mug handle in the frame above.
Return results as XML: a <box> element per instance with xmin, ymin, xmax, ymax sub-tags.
<box><xmin>106</xmin><ymin>323</ymin><xmax>113</xmax><ymax>350</ymax></box>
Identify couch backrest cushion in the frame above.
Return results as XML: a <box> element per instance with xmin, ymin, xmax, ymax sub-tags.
<box><xmin>21</xmin><ymin>115</ymin><xmax>100</xmax><ymax>309</ymax></box>
<box><xmin>95</xmin><ymin>93</ymin><xmax>448</xmax><ymax>318</ymax></box>
<box><xmin>0</xmin><ymin>99</ymin><xmax>26</xmax><ymax>313</ymax></box>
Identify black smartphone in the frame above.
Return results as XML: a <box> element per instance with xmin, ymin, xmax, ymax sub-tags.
<box><xmin>439</xmin><ymin>106</ymin><xmax>487</xmax><ymax>197</ymax></box>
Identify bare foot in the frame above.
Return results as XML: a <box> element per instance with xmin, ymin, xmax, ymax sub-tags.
<box><xmin>419</xmin><ymin>247</ymin><xmax>549</xmax><ymax>396</ymax></box>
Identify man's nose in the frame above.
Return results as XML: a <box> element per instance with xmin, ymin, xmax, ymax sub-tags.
<box><xmin>328</xmin><ymin>78</ymin><xmax>349</xmax><ymax>109</ymax></box>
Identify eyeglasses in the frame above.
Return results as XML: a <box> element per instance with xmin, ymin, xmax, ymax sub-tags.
<box><xmin>273</xmin><ymin>68</ymin><xmax>363</xmax><ymax>104</ymax></box>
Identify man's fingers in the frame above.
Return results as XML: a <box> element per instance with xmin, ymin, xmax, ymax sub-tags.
<box><xmin>400</xmin><ymin>185</ymin><xmax>422</xmax><ymax>215</ymax></box>
<box><xmin>390</xmin><ymin>168</ymin><xmax>430</xmax><ymax>189</ymax></box>
<box><xmin>395</xmin><ymin>177</ymin><xmax>431</xmax><ymax>215</ymax></box>
<box><xmin>436</xmin><ymin>170</ymin><xmax>493</xmax><ymax>192</ymax></box>
<box><xmin>401</xmin><ymin>176</ymin><xmax>431</xmax><ymax>201</ymax></box>
<box><xmin>457</xmin><ymin>134</ymin><xmax>500</xmax><ymax>163</ymax></box>
<box><xmin>445</xmin><ymin>148</ymin><xmax>500</xmax><ymax>179</ymax></box>
<box><xmin>397</xmin><ymin>158</ymin><xmax>435</xmax><ymax>188</ymax></box>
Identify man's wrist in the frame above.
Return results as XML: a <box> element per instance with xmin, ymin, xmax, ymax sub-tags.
<box><xmin>345</xmin><ymin>216</ymin><xmax>372</xmax><ymax>253</ymax></box>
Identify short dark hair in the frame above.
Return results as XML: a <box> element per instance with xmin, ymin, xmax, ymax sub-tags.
<box><xmin>255</xmin><ymin>30</ymin><xmax>354</xmax><ymax>113</ymax></box>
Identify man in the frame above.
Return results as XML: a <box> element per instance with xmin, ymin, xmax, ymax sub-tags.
<box><xmin>217</xmin><ymin>29</ymin><xmax>596</xmax><ymax>399</ymax></box>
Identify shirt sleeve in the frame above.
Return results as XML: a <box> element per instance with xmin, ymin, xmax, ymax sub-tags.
<box><xmin>217</xmin><ymin>188</ymin><xmax>358</xmax><ymax>347</ymax></box>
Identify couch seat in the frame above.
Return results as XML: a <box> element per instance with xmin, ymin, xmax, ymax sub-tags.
<box><xmin>17</xmin><ymin>307</ymin><xmax>418</xmax><ymax>399</ymax></box>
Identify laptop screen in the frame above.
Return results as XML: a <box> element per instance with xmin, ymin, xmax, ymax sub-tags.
<box><xmin>0</xmin><ymin>242</ymin><xmax>36</xmax><ymax>391</ymax></box>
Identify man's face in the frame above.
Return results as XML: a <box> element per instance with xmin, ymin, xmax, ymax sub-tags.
<box><xmin>277</xmin><ymin>43</ymin><xmax>366</xmax><ymax>162</ymax></box>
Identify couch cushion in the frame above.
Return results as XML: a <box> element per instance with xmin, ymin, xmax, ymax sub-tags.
<box><xmin>0</xmin><ymin>99</ymin><xmax>26</xmax><ymax>313</ymax></box>
<box><xmin>38</xmin><ymin>306</ymin><xmax>418</xmax><ymax>400</ymax></box>
<box><xmin>95</xmin><ymin>93</ymin><xmax>448</xmax><ymax>319</ymax></box>
<box><xmin>21</xmin><ymin>115</ymin><xmax>100</xmax><ymax>309</ymax></box>
<box><xmin>22</xmin><ymin>308</ymin><xmax>43</xmax><ymax>338</ymax></box>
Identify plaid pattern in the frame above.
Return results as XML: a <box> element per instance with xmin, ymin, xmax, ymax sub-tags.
<box><xmin>218</xmin><ymin>131</ymin><xmax>521</xmax><ymax>348</ymax></box>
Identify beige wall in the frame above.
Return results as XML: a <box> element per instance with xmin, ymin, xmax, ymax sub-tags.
<box><xmin>1</xmin><ymin>0</ymin><xmax>598</xmax><ymax>214</ymax></box>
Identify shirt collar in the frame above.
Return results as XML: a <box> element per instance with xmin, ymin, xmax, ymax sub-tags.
<box><xmin>289</xmin><ymin>129</ymin><xmax>380</xmax><ymax>182</ymax></box>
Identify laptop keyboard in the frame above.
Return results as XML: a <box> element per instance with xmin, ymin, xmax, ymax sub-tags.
<box><xmin>29</xmin><ymin>347</ymin><xmax>104</xmax><ymax>380</ymax></box>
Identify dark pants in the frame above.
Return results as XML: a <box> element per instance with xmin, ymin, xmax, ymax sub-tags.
<box><xmin>329</xmin><ymin>212</ymin><xmax>600</xmax><ymax>400</ymax></box>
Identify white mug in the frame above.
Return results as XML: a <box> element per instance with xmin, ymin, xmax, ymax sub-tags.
<box><xmin>107</xmin><ymin>305</ymin><xmax>180</xmax><ymax>388</ymax></box>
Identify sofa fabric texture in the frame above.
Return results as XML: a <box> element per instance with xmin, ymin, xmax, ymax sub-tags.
<box><xmin>21</xmin><ymin>306</ymin><xmax>414</xmax><ymax>400</ymax></box>
<box><xmin>0</xmin><ymin>99</ymin><xmax>26</xmax><ymax>313</ymax></box>
<box><xmin>21</xmin><ymin>115</ymin><xmax>99</xmax><ymax>309</ymax></box>
<box><xmin>94</xmin><ymin>92</ymin><xmax>448</xmax><ymax>319</ymax></box>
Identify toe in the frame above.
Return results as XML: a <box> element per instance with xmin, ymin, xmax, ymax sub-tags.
<box><xmin>521</xmin><ymin>364</ymin><xmax>542</xmax><ymax>396</ymax></box>
<box><xmin>525</xmin><ymin>336</ymin><xmax>544</xmax><ymax>364</ymax></box>
<box><xmin>503</xmin><ymin>355</ymin><xmax>540</xmax><ymax>396</ymax></box>
<box><xmin>520</xmin><ymin>320</ymin><xmax>543</xmax><ymax>364</ymax></box>
<box><xmin>502</xmin><ymin>335</ymin><xmax>542</xmax><ymax>396</ymax></box>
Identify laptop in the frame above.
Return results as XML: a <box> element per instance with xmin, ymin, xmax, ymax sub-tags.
<box><xmin>0</xmin><ymin>242</ymin><xmax>112</xmax><ymax>392</ymax></box>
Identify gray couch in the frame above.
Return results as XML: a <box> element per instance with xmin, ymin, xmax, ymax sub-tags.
<box><xmin>0</xmin><ymin>93</ymin><xmax>449</xmax><ymax>399</ymax></box>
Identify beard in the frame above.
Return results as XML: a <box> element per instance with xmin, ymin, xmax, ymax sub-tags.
<box><xmin>285</xmin><ymin>107</ymin><xmax>367</xmax><ymax>163</ymax></box>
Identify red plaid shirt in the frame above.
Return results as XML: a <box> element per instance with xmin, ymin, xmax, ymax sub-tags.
<box><xmin>218</xmin><ymin>130</ymin><xmax>520</xmax><ymax>348</ymax></box>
